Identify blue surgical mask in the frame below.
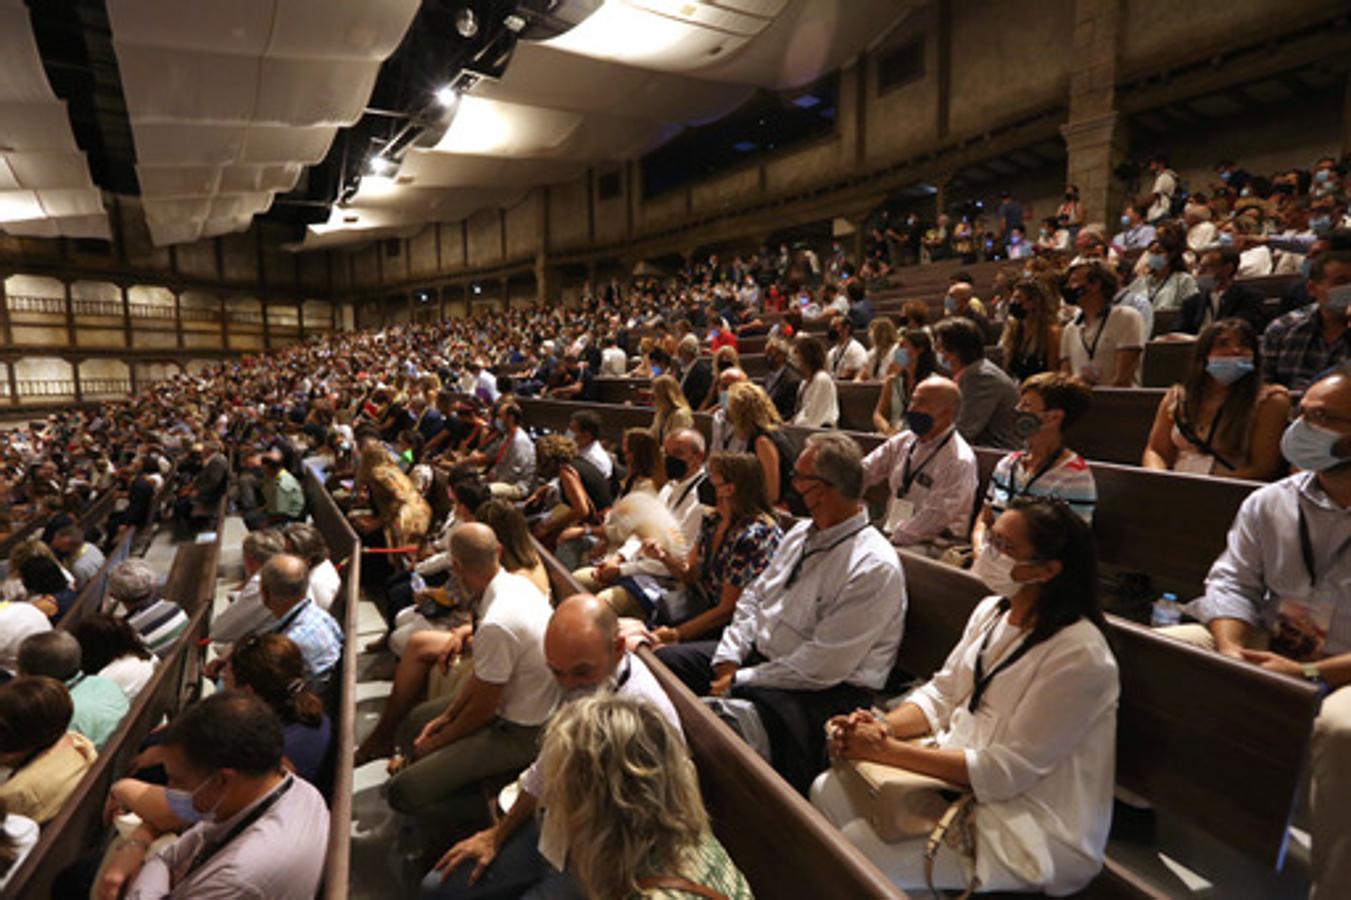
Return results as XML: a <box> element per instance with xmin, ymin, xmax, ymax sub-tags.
<box><xmin>718</xmin><ymin>390</ymin><xmax>729</xmax><ymax>408</ymax></box>
<box><xmin>1281</xmin><ymin>418</ymin><xmax>1349</xmax><ymax>472</ymax></box>
<box><xmin>904</xmin><ymin>410</ymin><xmax>935</xmax><ymax>437</ymax></box>
<box><xmin>1205</xmin><ymin>355</ymin><xmax>1254</xmax><ymax>386</ymax></box>
<box><xmin>1120</xmin><ymin>215</ymin><xmax>1132</xmax><ymax>228</ymax></box>
<box><xmin>1218</xmin><ymin>170</ymin><xmax>1232</xmax><ymax>182</ymax></box>
<box><xmin>1326</xmin><ymin>283</ymin><xmax>1351</xmax><ymax>316</ymax></box>
<box><xmin>893</xmin><ymin>348</ymin><xmax>910</xmax><ymax>369</ymax></box>
<box><xmin>1311</xmin><ymin>215</ymin><xmax>1333</xmax><ymax>235</ymax></box>
<box><xmin>1300</xmin><ymin>258</ymin><xmax>1313</xmax><ymax>280</ymax></box>
<box><xmin>165</xmin><ymin>773</ymin><xmax>222</xmax><ymax>825</ymax></box>
<box><xmin>1146</xmin><ymin>252</ymin><xmax>1166</xmax><ymax>271</ymax></box>
<box><xmin>1314</xmin><ymin>169</ymin><xmax>1332</xmax><ymax>184</ymax></box>
<box><xmin>943</xmin><ymin>294</ymin><xmax>957</xmax><ymax>313</ymax></box>
<box><xmin>1217</xmin><ymin>233</ymin><xmax>1234</xmax><ymax>247</ymax></box>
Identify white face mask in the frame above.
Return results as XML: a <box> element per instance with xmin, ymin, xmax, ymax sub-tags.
<box><xmin>971</xmin><ymin>545</ymin><xmax>1034</xmax><ymax>599</ymax></box>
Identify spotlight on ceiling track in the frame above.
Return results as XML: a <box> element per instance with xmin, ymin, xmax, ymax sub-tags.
<box><xmin>455</xmin><ymin>7</ymin><xmax>479</xmax><ymax>38</ymax></box>
<box><xmin>367</xmin><ymin>156</ymin><xmax>394</xmax><ymax>176</ymax></box>
<box><xmin>434</xmin><ymin>85</ymin><xmax>459</xmax><ymax>107</ymax></box>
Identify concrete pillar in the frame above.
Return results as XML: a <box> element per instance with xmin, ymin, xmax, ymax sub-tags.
<box><xmin>0</xmin><ymin>273</ymin><xmax>11</xmax><ymax>346</ymax></box>
<box><xmin>1060</xmin><ymin>0</ymin><xmax>1128</xmax><ymax>226</ymax></box>
<box><xmin>120</xmin><ymin>283</ymin><xmax>133</xmax><ymax>348</ymax></box>
<box><xmin>5</xmin><ymin>358</ymin><xmax>17</xmax><ymax>405</ymax></box>
<box><xmin>63</xmin><ymin>280</ymin><xmax>76</xmax><ymax>347</ymax></box>
<box><xmin>1342</xmin><ymin>72</ymin><xmax>1351</xmax><ymax>157</ymax></box>
<box><xmin>71</xmin><ymin>358</ymin><xmax>82</xmax><ymax>404</ymax></box>
<box><xmin>534</xmin><ymin>252</ymin><xmax>557</xmax><ymax>307</ymax></box>
<box><xmin>173</xmin><ymin>289</ymin><xmax>185</xmax><ymax>348</ymax></box>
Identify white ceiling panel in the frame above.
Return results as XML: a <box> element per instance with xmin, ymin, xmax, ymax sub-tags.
<box><xmin>0</xmin><ymin>1</ymin><xmax>109</xmax><ymax>238</ymax></box>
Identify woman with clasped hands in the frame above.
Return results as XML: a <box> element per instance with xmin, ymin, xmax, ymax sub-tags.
<box><xmin>811</xmin><ymin>497</ymin><xmax>1119</xmax><ymax>895</ymax></box>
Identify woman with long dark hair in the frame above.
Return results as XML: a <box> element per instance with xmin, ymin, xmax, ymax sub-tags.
<box><xmin>72</xmin><ymin>613</ymin><xmax>157</xmax><ymax>701</ymax></box>
<box><xmin>872</xmin><ymin>328</ymin><xmax>937</xmax><ymax>436</ymax></box>
<box><xmin>998</xmin><ymin>277</ymin><xmax>1062</xmax><ymax>381</ymax></box>
<box><xmin>1143</xmin><ymin>318</ymin><xmax>1289</xmax><ymax>480</ymax></box>
<box><xmin>812</xmin><ymin>497</ymin><xmax>1118</xmax><ymax>895</ymax></box>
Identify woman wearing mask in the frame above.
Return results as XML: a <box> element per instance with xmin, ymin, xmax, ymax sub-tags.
<box><xmin>812</xmin><ymin>498</ymin><xmax>1118</xmax><ymax>896</ymax></box>
<box><xmin>857</xmin><ymin>317</ymin><xmax>900</xmax><ymax>382</ymax></box>
<box><xmin>873</xmin><ymin>329</ymin><xmax>938</xmax><ymax>436</ymax></box>
<box><xmin>1143</xmin><ymin>319</ymin><xmax>1290</xmax><ymax>480</ymax></box>
<box><xmin>1057</xmin><ymin>185</ymin><xmax>1084</xmax><ymax>234</ymax></box>
<box><xmin>998</xmin><ymin>278</ymin><xmax>1063</xmax><ymax>381</ymax></box>
<box><xmin>1125</xmin><ymin>237</ymin><xmax>1197</xmax><ymax>313</ymax></box>
<box><xmin>792</xmin><ymin>334</ymin><xmax>839</xmax><ymax>428</ymax></box>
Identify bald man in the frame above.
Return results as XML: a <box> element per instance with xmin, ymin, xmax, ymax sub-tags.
<box><xmin>259</xmin><ymin>553</ymin><xmax>344</xmax><ymax>701</ymax></box>
<box><xmin>388</xmin><ymin>524</ymin><xmax>558</xmax><ymax>832</ymax></box>
<box><xmin>861</xmin><ymin>375</ymin><xmax>978</xmax><ymax>551</ymax></box>
<box><xmin>422</xmin><ymin>594</ymin><xmax>680</xmax><ymax>900</ymax></box>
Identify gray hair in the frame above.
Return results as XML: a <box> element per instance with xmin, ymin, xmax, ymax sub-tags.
<box><xmin>803</xmin><ymin>432</ymin><xmax>864</xmax><ymax>500</ymax></box>
<box><xmin>18</xmin><ymin>630</ymin><xmax>81</xmax><ymax>681</ymax></box>
<box><xmin>108</xmin><ymin>558</ymin><xmax>158</xmax><ymax>605</ymax></box>
<box><xmin>668</xmin><ymin>427</ymin><xmax>706</xmax><ymax>459</ymax></box>
<box><xmin>243</xmin><ymin>529</ymin><xmax>287</xmax><ymax>566</ymax></box>
<box><xmin>676</xmin><ymin>334</ymin><xmax>700</xmax><ymax>360</ymax></box>
<box><xmin>260</xmin><ymin>553</ymin><xmax>310</xmax><ymax>606</ymax></box>
<box><xmin>282</xmin><ymin>522</ymin><xmax>328</xmax><ymax>568</ymax></box>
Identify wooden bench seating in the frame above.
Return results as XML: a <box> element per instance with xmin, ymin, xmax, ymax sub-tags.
<box><xmin>896</xmin><ymin>550</ymin><xmax>1319</xmax><ymax>871</ymax></box>
<box><xmin>0</xmin><ymin>513</ymin><xmax>226</xmax><ymax>900</ymax></box>
<box><xmin>302</xmin><ymin>468</ymin><xmax>363</xmax><ymax>900</ymax></box>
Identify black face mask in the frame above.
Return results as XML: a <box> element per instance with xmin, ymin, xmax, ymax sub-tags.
<box><xmin>1008</xmin><ymin>303</ymin><xmax>1027</xmax><ymax>320</ymax></box>
<box><xmin>664</xmin><ymin>456</ymin><xmax>689</xmax><ymax>481</ymax></box>
<box><xmin>826</xmin><ymin>328</ymin><xmax>840</xmax><ymax>344</ymax></box>
<box><xmin>1061</xmin><ymin>284</ymin><xmax>1084</xmax><ymax>305</ymax></box>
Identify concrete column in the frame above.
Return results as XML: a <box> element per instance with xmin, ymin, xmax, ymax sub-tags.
<box><xmin>173</xmin><ymin>289</ymin><xmax>185</xmax><ymax>348</ymax></box>
<box><xmin>1060</xmin><ymin>0</ymin><xmax>1127</xmax><ymax>226</ymax></box>
<box><xmin>5</xmin><ymin>358</ymin><xmax>17</xmax><ymax>405</ymax></box>
<box><xmin>534</xmin><ymin>252</ymin><xmax>558</xmax><ymax>307</ymax></box>
<box><xmin>261</xmin><ymin>297</ymin><xmax>272</xmax><ymax>349</ymax></box>
<box><xmin>63</xmin><ymin>280</ymin><xmax>77</xmax><ymax>347</ymax></box>
<box><xmin>71</xmin><ymin>358</ymin><xmax>82</xmax><ymax>404</ymax></box>
<box><xmin>0</xmin><ymin>273</ymin><xmax>12</xmax><ymax>346</ymax></box>
<box><xmin>1342</xmin><ymin>72</ymin><xmax>1351</xmax><ymax>157</ymax></box>
<box><xmin>120</xmin><ymin>283</ymin><xmax>133</xmax><ymax>348</ymax></box>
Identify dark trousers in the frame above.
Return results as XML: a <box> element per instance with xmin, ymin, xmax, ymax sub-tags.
<box><xmin>419</xmin><ymin>821</ymin><xmax>584</xmax><ymax>900</ymax></box>
<box><xmin>656</xmin><ymin>641</ymin><xmax>872</xmax><ymax>794</ymax></box>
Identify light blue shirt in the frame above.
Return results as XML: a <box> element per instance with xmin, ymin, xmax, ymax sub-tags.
<box><xmin>67</xmin><ymin>672</ymin><xmax>130</xmax><ymax>750</ymax></box>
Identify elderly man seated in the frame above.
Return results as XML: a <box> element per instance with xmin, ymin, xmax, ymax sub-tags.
<box><xmin>657</xmin><ymin>432</ymin><xmax>907</xmax><ymax>793</ymax></box>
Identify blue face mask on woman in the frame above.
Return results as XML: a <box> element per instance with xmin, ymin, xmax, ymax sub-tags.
<box><xmin>893</xmin><ymin>347</ymin><xmax>910</xmax><ymax>369</ymax></box>
<box><xmin>1205</xmin><ymin>355</ymin><xmax>1254</xmax><ymax>386</ymax></box>
<box><xmin>1146</xmin><ymin>252</ymin><xmax>1167</xmax><ymax>271</ymax></box>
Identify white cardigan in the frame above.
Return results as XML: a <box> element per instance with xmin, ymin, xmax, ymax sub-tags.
<box><xmin>793</xmin><ymin>370</ymin><xmax>839</xmax><ymax>429</ymax></box>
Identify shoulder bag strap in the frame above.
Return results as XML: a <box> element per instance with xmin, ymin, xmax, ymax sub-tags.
<box><xmin>924</xmin><ymin>794</ymin><xmax>981</xmax><ymax>900</ymax></box>
<box><xmin>636</xmin><ymin>874</ymin><xmax>730</xmax><ymax>900</ymax></box>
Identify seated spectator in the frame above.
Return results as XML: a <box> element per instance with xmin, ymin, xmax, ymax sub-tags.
<box><xmin>598</xmin><ymin>334</ymin><xmax>628</xmax><ymax>377</ymax></box>
<box><xmin>1225</xmin><ymin>216</ymin><xmax>1273</xmax><ymax>277</ymax></box>
<box><xmin>283</xmin><ymin>522</ymin><xmax>342</xmax><ymax>612</ymax></box>
<box><xmin>675</xmin><ymin>335</ymin><xmax>714</xmax><ymax>410</ymax></box>
<box><xmin>465</xmin><ymin>401</ymin><xmax>535</xmax><ymax>501</ymax></box>
<box><xmin>649</xmin><ymin>374</ymin><xmax>695</xmax><ymax>443</ymax></box>
<box><xmin>422</xmin><ymin>598</ymin><xmax>685</xmax><ymax>898</ymax></box>
<box><xmin>792</xmin><ymin>334</ymin><xmax>839</xmax><ymax>428</ymax></box>
<box><xmin>617</xmin><ymin>427</ymin><xmax>662</xmax><ymax>497</ymax></box>
<box><xmin>1060</xmin><ymin>259</ymin><xmax>1145</xmax><ymax>386</ymax></box>
<box><xmin>707</xmin><ymin>367</ymin><xmax>749</xmax><ymax>453</ymax></box>
<box><xmin>0</xmin><ymin>797</ymin><xmax>39</xmax><ymax>892</ymax></box>
<box><xmin>658</xmin><ymin>432</ymin><xmax>907</xmax><ymax>793</ymax></box>
<box><xmin>1111</xmin><ymin>201</ymin><xmax>1156</xmax><ymax>256</ymax></box>
<box><xmin>527</xmin><ymin>435</ymin><xmax>612</xmax><ymax>548</ymax></box>
<box><xmin>763</xmin><ymin>337</ymin><xmax>803</xmax><ymax>421</ymax></box>
<box><xmin>644</xmin><ymin>452</ymin><xmax>783</xmax><ymax>646</ymax></box>
<box><xmin>566</xmin><ymin>410</ymin><xmax>612</xmax><ymax>482</ymax></box>
<box><xmin>725</xmin><ymin>381</ymin><xmax>798</xmax><ymax>510</ymax></box>
<box><xmin>699</xmin><ymin>346</ymin><xmax>742</xmax><ymax>412</ymax></box>
<box><xmin>1163</xmin><ymin>365</ymin><xmax>1350</xmax><ymax>897</ymax></box>
<box><xmin>225</xmin><ymin>634</ymin><xmax>332</xmax><ymax>785</ymax></box>
<box><xmin>18</xmin><ymin>630</ymin><xmax>128</xmax><ymax>750</ymax></box>
<box><xmin>100</xmin><ymin>691</ymin><xmax>329</xmax><ymax>900</ymax></box>
<box><xmin>1126</xmin><ymin>235</ymin><xmax>1197</xmax><ymax>316</ymax></box>
<box><xmin>573</xmin><ymin>492</ymin><xmax>685</xmax><ymax>619</ymax></box>
<box><xmin>1177</xmin><ymin>245</ymin><xmax>1265</xmax><ymax>336</ymax></box>
<box><xmin>108</xmin><ymin>557</ymin><xmax>189</xmax><ymax>658</ymax></box>
<box><xmin>253</xmin><ymin>554</ymin><xmax>343</xmax><ymax>700</ymax></box>
<box><xmin>935</xmin><ymin>317</ymin><xmax>1019</xmax><ymax>449</ymax></box>
<box><xmin>862</xmin><ymin>375</ymin><xmax>978</xmax><ymax>550</ymax></box>
<box><xmin>0</xmin><ymin>599</ymin><xmax>49</xmax><ymax>682</ymax></box>
<box><xmin>49</xmin><ymin>523</ymin><xmax>105</xmax><ymax>591</ymax></box>
<box><xmin>387</xmin><ymin>524</ymin><xmax>559</xmax><ymax>830</ymax></box>
<box><xmin>857</xmin><ymin>315</ymin><xmax>899</xmax><ymax>382</ymax></box>
<box><xmin>812</xmin><ymin>497</ymin><xmax>1118</xmax><ymax>895</ymax></box>
<box><xmin>873</xmin><ymin>328</ymin><xmax>937</xmax><ymax>436</ymax></box>
<box><xmin>655</xmin><ymin>429</ymin><xmax>713</xmax><ymax>549</ymax></box>
<box><xmin>972</xmin><ymin>373</ymin><xmax>1096</xmax><ymax>554</ymax></box>
<box><xmin>247</xmin><ymin>452</ymin><xmax>305</xmax><ymax>530</ymax></box>
<box><xmin>1184</xmin><ymin>197</ymin><xmax>1218</xmax><ymax>256</ymax></box>
<box><xmin>474</xmin><ymin>500</ymin><xmax>550</xmax><ymax>597</ymax></box>
<box><xmin>72</xmin><ymin>613</ymin><xmax>158</xmax><ymax>701</ymax></box>
<box><xmin>845</xmin><ymin>279</ymin><xmax>875</xmax><ymax>332</ymax></box>
<box><xmin>827</xmin><ymin>317</ymin><xmax>868</xmax><ymax>380</ymax></box>
<box><xmin>998</xmin><ymin>276</ymin><xmax>1062</xmax><ymax>380</ymax></box>
<box><xmin>211</xmin><ymin>529</ymin><xmax>289</xmax><ymax>644</ymax></box>
<box><xmin>1261</xmin><ymin>249</ymin><xmax>1351</xmax><ymax>390</ymax></box>
<box><xmin>0</xmin><ymin>676</ymin><xmax>96</xmax><ymax>824</ymax></box>
<box><xmin>942</xmin><ymin>280</ymin><xmax>992</xmax><ymax>337</ymax></box>
<box><xmin>19</xmin><ymin>551</ymin><xmax>76</xmax><ymax>619</ymax></box>
<box><xmin>1145</xmin><ymin>319</ymin><xmax>1290</xmax><ymax>480</ymax></box>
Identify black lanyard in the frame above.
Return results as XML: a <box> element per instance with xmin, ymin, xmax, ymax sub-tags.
<box><xmin>898</xmin><ymin>430</ymin><xmax>955</xmax><ymax>498</ymax></box>
<box><xmin>785</xmin><ymin>522</ymin><xmax>871</xmax><ymax>588</ymax></box>
<box><xmin>1077</xmin><ymin>309</ymin><xmax>1110</xmax><ymax>361</ymax></box>
<box><xmin>183</xmin><ymin>776</ymin><xmax>293</xmax><ymax>882</ymax></box>
<box><xmin>1009</xmin><ymin>448</ymin><xmax>1064</xmax><ymax>498</ymax></box>
<box><xmin>1173</xmin><ymin>398</ymin><xmax>1235</xmax><ymax>471</ymax></box>
<box><xmin>969</xmin><ymin>602</ymin><xmax>1041</xmax><ymax>713</ymax></box>
<box><xmin>673</xmin><ymin>472</ymin><xmax>706</xmax><ymax>510</ymax></box>
<box><xmin>1296</xmin><ymin>501</ymin><xmax>1351</xmax><ymax>589</ymax></box>
<box><xmin>1145</xmin><ymin>272</ymin><xmax>1175</xmax><ymax>305</ymax></box>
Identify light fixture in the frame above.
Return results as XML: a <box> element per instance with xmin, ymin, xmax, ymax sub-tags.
<box><xmin>472</xmin><ymin>283</ymin><xmax>482</xmax><ymax>295</ymax></box>
<box><xmin>434</xmin><ymin>85</ymin><xmax>459</xmax><ymax>107</ymax></box>
<box><xmin>455</xmin><ymin>7</ymin><xmax>479</xmax><ymax>38</ymax></box>
<box><xmin>503</xmin><ymin>14</ymin><xmax>526</xmax><ymax>33</ymax></box>
<box><xmin>367</xmin><ymin>157</ymin><xmax>393</xmax><ymax>176</ymax></box>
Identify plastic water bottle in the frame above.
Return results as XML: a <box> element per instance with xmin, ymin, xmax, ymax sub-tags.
<box><xmin>1151</xmin><ymin>592</ymin><xmax>1182</xmax><ymax>628</ymax></box>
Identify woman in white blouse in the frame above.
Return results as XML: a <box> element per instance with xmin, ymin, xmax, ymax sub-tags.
<box><xmin>791</xmin><ymin>334</ymin><xmax>838</xmax><ymax>428</ymax></box>
<box><xmin>812</xmin><ymin>497</ymin><xmax>1118</xmax><ymax>895</ymax></box>
<box><xmin>72</xmin><ymin>614</ymin><xmax>158</xmax><ymax>701</ymax></box>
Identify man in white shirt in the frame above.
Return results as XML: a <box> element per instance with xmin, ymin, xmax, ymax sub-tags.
<box><xmin>598</xmin><ymin>336</ymin><xmax>628</xmax><ymax>377</ymax></box>
<box><xmin>1059</xmin><ymin>259</ymin><xmax>1145</xmax><ymax>387</ymax></box>
<box><xmin>1146</xmin><ymin>155</ymin><xmax>1177</xmax><ymax>223</ymax></box>
<box><xmin>826</xmin><ymin>318</ymin><xmax>867</xmax><ymax>380</ymax></box>
<box><xmin>388</xmin><ymin>524</ymin><xmax>560</xmax><ymax>830</ymax></box>
<box><xmin>657</xmin><ymin>432</ymin><xmax>907</xmax><ymax>792</ymax></box>
<box><xmin>566</xmin><ymin>411</ymin><xmax>612</xmax><ymax>482</ymax></box>
<box><xmin>422</xmin><ymin>594</ymin><xmax>682</xmax><ymax>898</ymax></box>
<box><xmin>861</xmin><ymin>376</ymin><xmax>978</xmax><ymax>551</ymax></box>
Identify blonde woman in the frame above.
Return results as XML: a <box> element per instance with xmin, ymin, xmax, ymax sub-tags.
<box><xmin>725</xmin><ymin>382</ymin><xmax>796</xmax><ymax>509</ymax></box>
<box><xmin>528</xmin><ymin>434</ymin><xmax>613</xmax><ymax>548</ymax></box>
<box><xmin>856</xmin><ymin>317</ymin><xmax>899</xmax><ymax>382</ymax></box>
<box><xmin>574</xmin><ymin>491</ymin><xmax>686</xmax><ymax>619</ymax></box>
<box><xmin>650</xmin><ymin>375</ymin><xmax>694</xmax><ymax>443</ymax></box>
<box><xmin>537</xmin><ymin>693</ymin><xmax>752</xmax><ymax>900</ymax></box>
<box><xmin>700</xmin><ymin>345</ymin><xmax>741</xmax><ymax>411</ymax></box>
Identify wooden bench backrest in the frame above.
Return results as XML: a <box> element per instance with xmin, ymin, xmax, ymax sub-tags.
<box><xmin>0</xmin><ymin>537</ymin><xmax>222</xmax><ymax>900</ymax></box>
<box><xmin>303</xmin><ymin>469</ymin><xmax>362</xmax><ymax>900</ymax></box>
<box><xmin>895</xmin><ymin>549</ymin><xmax>1317</xmax><ymax>868</ymax></box>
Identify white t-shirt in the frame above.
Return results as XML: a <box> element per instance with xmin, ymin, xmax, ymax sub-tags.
<box><xmin>1148</xmin><ymin>170</ymin><xmax>1176</xmax><ymax>221</ymax></box>
<box><xmin>0</xmin><ymin>813</ymin><xmax>39</xmax><ymax>891</ymax></box>
<box><xmin>828</xmin><ymin>339</ymin><xmax>867</xmax><ymax>378</ymax></box>
<box><xmin>473</xmin><ymin>569</ymin><xmax>560</xmax><ymax>727</ymax></box>
<box><xmin>100</xmin><ymin>654</ymin><xmax>159</xmax><ymax>701</ymax></box>
<box><xmin>1060</xmin><ymin>305</ymin><xmax>1146</xmax><ymax>386</ymax></box>
<box><xmin>599</xmin><ymin>347</ymin><xmax>628</xmax><ymax>377</ymax></box>
<box><xmin>309</xmin><ymin>559</ymin><xmax>342</xmax><ymax>612</ymax></box>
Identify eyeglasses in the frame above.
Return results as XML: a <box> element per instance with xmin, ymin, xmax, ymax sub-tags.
<box><xmin>790</xmin><ymin>472</ymin><xmax>830</xmax><ymax>488</ymax></box>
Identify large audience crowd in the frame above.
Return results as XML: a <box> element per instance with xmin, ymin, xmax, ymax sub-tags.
<box><xmin>0</xmin><ymin>151</ymin><xmax>1348</xmax><ymax>899</ymax></box>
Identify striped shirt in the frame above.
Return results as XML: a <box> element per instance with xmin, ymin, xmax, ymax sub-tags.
<box><xmin>121</xmin><ymin>598</ymin><xmax>189</xmax><ymax>658</ymax></box>
<box><xmin>986</xmin><ymin>449</ymin><xmax>1096</xmax><ymax>522</ymax></box>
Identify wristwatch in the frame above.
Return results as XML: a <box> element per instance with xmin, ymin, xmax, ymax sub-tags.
<box><xmin>1300</xmin><ymin>662</ymin><xmax>1331</xmax><ymax>698</ymax></box>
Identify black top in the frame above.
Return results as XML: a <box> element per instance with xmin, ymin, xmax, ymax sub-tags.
<box><xmin>1178</xmin><ymin>283</ymin><xmax>1264</xmax><ymax>335</ymax></box>
<box><xmin>751</xmin><ymin>426</ymin><xmax>804</xmax><ymax>516</ymax></box>
<box><xmin>680</xmin><ymin>357</ymin><xmax>714</xmax><ymax>409</ymax></box>
<box><xmin>569</xmin><ymin>455</ymin><xmax>613</xmax><ymax>521</ymax></box>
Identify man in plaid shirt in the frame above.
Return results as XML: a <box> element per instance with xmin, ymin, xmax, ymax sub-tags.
<box><xmin>1262</xmin><ymin>250</ymin><xmax>1351</xmax><ymax>390</ymax></box>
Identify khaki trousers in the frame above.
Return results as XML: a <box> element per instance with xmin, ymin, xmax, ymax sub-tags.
<box><xmin>573</xmin><ymin>566</ymin><xmax>643</xmax><ymax>618</ymax></box>
<box><xmin>1162</xmin><ymin>624</ymin><xmax>1350</xmax><ymax>898</ymax></box>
